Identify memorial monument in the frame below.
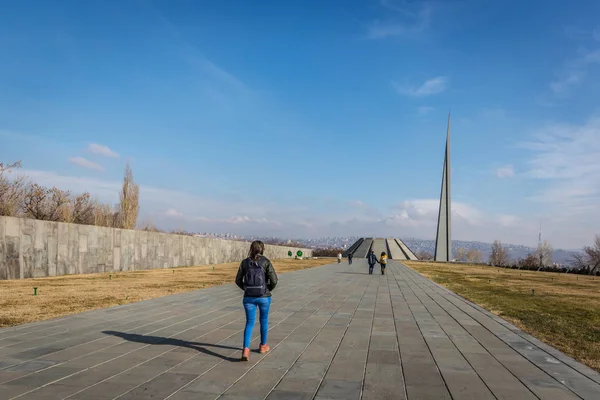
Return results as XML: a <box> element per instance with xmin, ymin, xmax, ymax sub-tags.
<box><xmin>434</xmin><ymin>114</ymin><xmax>452</xmax><ymax>262</ymax></box>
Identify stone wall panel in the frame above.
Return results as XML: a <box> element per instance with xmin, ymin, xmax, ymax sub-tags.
<box><xmin>0</xmin><ymin>216</ymin><xmax>311</xmax><ymax>280</ymax></box>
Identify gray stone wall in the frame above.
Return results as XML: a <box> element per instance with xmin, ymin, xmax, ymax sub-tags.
<box><xmin>0</xmin><ymin>216</ymin><xmax>312</xmax><ymax>280</ymax></box>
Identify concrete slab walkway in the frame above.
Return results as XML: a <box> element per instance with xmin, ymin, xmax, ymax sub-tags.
<box><xmin>0</xmin><ymin>260</ymin><xmax>599</xmax><ymax>399</ymax></box>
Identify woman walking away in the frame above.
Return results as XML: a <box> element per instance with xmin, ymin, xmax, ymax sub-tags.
<box><xmin>380</xmin><ymin>251</ymin><xmax>388</xmax><ymax>275</ymax></box>
<box><xmin>235</xmin><ymin>240</ymin><xmax>278</xmax><ymax>361</ymax></box>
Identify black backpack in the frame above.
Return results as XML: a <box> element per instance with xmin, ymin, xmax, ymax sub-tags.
<box><xmin>244</xmin><ymin>258</ymin><xmax>267</xmax><ymax>297</ymax></box>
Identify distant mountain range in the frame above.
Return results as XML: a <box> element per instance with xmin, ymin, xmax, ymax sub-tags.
<box><xmin>401</xmin><ymin>238</ymin><xmax>578</xmax><ymax>265</ymax></box>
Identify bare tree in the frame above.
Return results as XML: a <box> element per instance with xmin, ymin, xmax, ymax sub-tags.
<box><xmin>466</xmin><ymin>249</ymin><xmax>483</xmax><ymax>264</ymax></box>
<box><xmin>1</xmin><ymin>161</ymin><xmax>142</xmax><ymax>229</ymax></box>
<box><xmin>138</xmin><ymin>218</ymin><xmax>163</xmax><ymax>232</ymax></box>
<box><xmin>71</xmin><ymin>192</ymin><xmax>97</xmax><ymax>225</ymax></box>
<box><xmin>0</xmin><ymin>161</ymin><xmax>27</xmax><ymax>217</ymax></box>
<box><xmin>93</xmin><ymin>202</ymin><xmax>118</xmax><ymax>227</ymax></box>
<box><xmin>534</xmin><ymin>240</ymin><xmax>553</xmax><ymax>267</ymax></box>
<box><xmin>22</xmin><ymin>184</ymin><xmax>72</xmax><ymax>221</ymax></box>
<box><xmin>455</xmin><ymin>247</ymin><xmax>468</xmax><ymax>262</ymax></box>
<box><xmin>518</xmin><ymin>253</ymin><xmax>539</xmax><ymax>269</ymax></box>
<box><xmin>489</xmin><ymin>240</ymin><xmax>510</xmax><ymax>266</ymax></box>
<box><xmin>571</xmin><ymin>235</ymin><xmax>600</xmax><ymax>274</ymax></box>
<box><xmin>169</xmin><ymin>227</ymin><xmax>191</xmax><ymax>236</ymax></box>
<box><xmin>116</xmin><ymin>163</ymin><xmax>139</xmax><ymax>229</ymax></box>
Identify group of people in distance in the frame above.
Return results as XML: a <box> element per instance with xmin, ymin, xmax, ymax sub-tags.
<box><xmin>236</xmin><ymin>241</ymin><xmax>388</xmax><ymax>361</ymax></box>
<box><xmin>338</xmin><ymin>250</ymin><xmax>387</xmax><ymax>274</ymax></box>
<box><xmin>337</xmin><ymin>252</ymin><xmax>354</xmax><ymax>264</ymax></box>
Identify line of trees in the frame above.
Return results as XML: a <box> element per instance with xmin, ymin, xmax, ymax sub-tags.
<box><xmin>488</xmin><ymin>238</ymin><xmax>600</xmax><ymax>275</ymax></box>
<box><xmin>417</xmin><ymin>237</ymin><xmax>599</xmax><ymax>276</ymax></box>
<box><xmin>313</xmin><ymin>248</ymin><xmax>345</xmax><ymax>257</ymax></box>
<box><xmin>454</xmin><ymin>247</ymin><xmax>484</xmax><ymax>264</ymax></box>
<box><xmin>415</xmin><ymin>248</ymin><xmax>483</xmax><ymax>263</ymax></box>
<box><xmin>0</xmin><ymin>160</ymin><xmax>139</xmax><ymax>230</ymax></box>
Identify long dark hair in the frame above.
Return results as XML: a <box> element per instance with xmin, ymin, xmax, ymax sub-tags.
<box><xmin>249</xmin><ymin>240</ymin><xmax>265</xmax><ymax>261</ymax></box>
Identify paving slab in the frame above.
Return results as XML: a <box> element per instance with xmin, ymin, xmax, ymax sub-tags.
<box><xmin>1</xmin><ymin>260</ymin><xmax>599</xmax><ymax>399</ymax></box>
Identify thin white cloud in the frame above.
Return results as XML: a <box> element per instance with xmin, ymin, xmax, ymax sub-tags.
<box><xmin>383</xmin><ymin>199</ymin><xmax>537</xmax><ymax>245</ymax></box>
<box><xmin>165</xmin><ymin>208</ymin><xmax>182</xmax><ymax>217</ymax></box>
<box><xmin>550</xmin><ymin>71</ymin><xmax>583</xmax><ymax>97</ymax></box>
<box><xmin>367</xmin><ymin>22</ymin><xmax>409</xmax><ymax>39</ymax></box>
<box><xmin>225</xmin><ymin>216</ymin><xmax>280</xmax><ymax>226</ymax></box>
<box><xmin>496</xmin><ymin>165</ymin><xmax>515</xmax><ymax>178</ymax></box>
<box><xmin>498</xmin><ymin>215</ymin><xmax>520</xmax><ymax>227</ymax></box>
<box><xmin>87</xmin><ymin>143</ymin><xmax>120</xmax><ymax>158</ymax></box>
<box><xmin>393</xmin><ymin>76</ymin><xmax>448</xmax><ymax>97</ymax></box>
<box><xmin>547</xmin><ymin>44</ymin><xmax>600</xmax><ymax>98</ymax></box>
<box><xmin>367</xmin><ymin>2</ymin><xmax>432</xmax><ymax>39</ymax></box>
<box><xmin>389</xmin><ymin>199</ymin><xmax>486</xmax><ymax>227</ymax></box>
<box><xmin>521</xmin><ymin>116</ymin><xmax>600</xmax><ymax>217</ymax></box>
<box><xmin>68</xmin><ymin>157</ymin><xmax>105</xmax><ymax>172</ymax></box>
<box><xmin>349</xmin><ymin>200</ymin><xmax>367</xmax><ymax>208</ymax></box>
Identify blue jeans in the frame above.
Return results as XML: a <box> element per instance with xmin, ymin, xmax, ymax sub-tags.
<box><xmin>242</xmin><ymin>296</ymin><xmax>271</xmax><ymax>348</ymax></box>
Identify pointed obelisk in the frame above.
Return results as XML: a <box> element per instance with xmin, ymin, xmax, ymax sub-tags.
<box><xmin>434</xmin><ymin>113</ymin><xmax>452</xmax><ymax>262</ymax></box>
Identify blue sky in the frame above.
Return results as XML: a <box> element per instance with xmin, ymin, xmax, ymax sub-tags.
<box><xmin>1</xmin><ymin>0</ymin><xmax>600</xmax><ymax>249</ymax></box>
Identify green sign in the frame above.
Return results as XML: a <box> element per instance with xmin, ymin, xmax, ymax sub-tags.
<box><xmin>288</xmin><ymin>251</ymin><xmax>292</xmax><ymax>257</ymax></box>
<box><xmin>297</xmin><ymin>250</ymin><xmax>303</xmax><ymax>257</ymax></box>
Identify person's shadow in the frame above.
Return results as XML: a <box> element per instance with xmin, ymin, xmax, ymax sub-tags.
<box><xmin>336</xmin><ymin>271</ymin><xmax>368</xmax><ymax>275</ymax></box>
<box><xmin>102</xmin><ymin>331</ymin><xmax>241</xmax><ymax>362</ymax></box>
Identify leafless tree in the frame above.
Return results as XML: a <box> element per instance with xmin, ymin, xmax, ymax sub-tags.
<box><xmin>489</xmin><ymin>240</ymin><xmax>510</xmax><ymax>266</ymax></box>
<box><xmin>92</xmin><ymin>201</ymin><xmax>117</xmax><ymax>227</ymax></box>
<box><xmin>518</xmin><ymin>253</ymin><xmax>539</xmax><ymax>269</ymax></box>
<box><xmin>455</xmin><ymin>247</ymin><xmax>468</xmax><ymax>262</ymax></box>
<box><xmin>0</xmin><ymin>161</ymin><xmax>149</xmax><ymax>230</ymax></box>
<box><xmin>534</xmin><ymin>240</ymin><xmax>553</xmax><ymax>266</ymax></box>
<box><xmin>466</xmin><ymin>249</ymin><xmax>483</xmax><ymax>264</ymax></box>
<box><xmin>0</xmin><ymin>160</ymin><xmax>27</xmax><ymax>217</ymax></box>
<box><xmin>70</xmin><ymin>192</ymin><xmax>98</xmax><ymax>225</ymax></box>
<box><xmin>169</xmin><ymin>227</ymin><xmax>191</xmax><ymax>236</ymax></box>
<box><xmin>116</xmin><ymin>163</ymin><xmax>139</xmax><ymax>229</ymax></box>
<box><xmin>571</xmin><ymin>235</ymin><xmax>600</xmax><ymax>274</ymax></box>
<box><xmin>22</xmin><ymin>184</ymin><xmax>72</xmax><ymax>221</ymax></box>
<box><xmin>138</xmin><ymin>219</ymin><xmax>162</xmax><ymax>232</ymax></box>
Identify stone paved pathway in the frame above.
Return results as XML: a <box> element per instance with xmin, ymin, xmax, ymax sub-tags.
<box><xmin>0</xmin><ymin>260</ymin><xmax>599</xmax><ymax>399</ymax></box>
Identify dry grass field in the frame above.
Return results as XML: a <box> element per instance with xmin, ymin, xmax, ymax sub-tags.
<box><xmin>0</xmin><ymin>258</ymin><xmax>333</xmax><ymax>328</ymax></box>
<box><xmin>404</xmin><ymin>260</ymin><xmax>600</xmax><ymax>371</ymax></box>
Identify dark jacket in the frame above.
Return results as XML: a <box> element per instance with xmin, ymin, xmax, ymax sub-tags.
<box><xmin>367</xmin><ymin>252</ymin><xmax>378</xmax><ymax>265</ymax></box>
<box><xmin>235</xmin><ymin>256</ymin><xmax>278</xmax><ymax>297</ymax></box>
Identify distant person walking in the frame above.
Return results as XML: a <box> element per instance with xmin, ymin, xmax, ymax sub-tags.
<box><xmin>235</xmin><ymin>240</ymin><xmax>278</xmax><ymax>361</ymax></box>
<box><xmin>380</xmin><ymin>251</ymin><xmax>388</xmax><ymax>275</ymax></box>
<box><xmin>348</xmin><ymin>252</ymin><xmax>353</xmax><ymax>265</ymax></box>
<box><xmin>337</xmin><ymin>253</ymin><xmax>342</xmax><ymax>263</ymax></box>
<box><xmin>367</xmin><ymin>249</ymin><xmax>379</xmax><ymax>275</ymax></box>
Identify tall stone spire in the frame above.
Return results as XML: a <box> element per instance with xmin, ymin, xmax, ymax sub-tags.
<box><xmin>434</xmin><ymin>113</ymin><xmax>452</xmax><ymax>262</ymax></box>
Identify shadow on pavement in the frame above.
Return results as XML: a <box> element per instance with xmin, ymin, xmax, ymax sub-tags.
<box><xmin>102</xmin><ymin>331</ymin><xmax>242</xmax><ymax>362</ymax></box>
<box><xmin>336</xmin><ymin>271</ymin><xmax>368</xmax><ymax>275</ymax></box>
